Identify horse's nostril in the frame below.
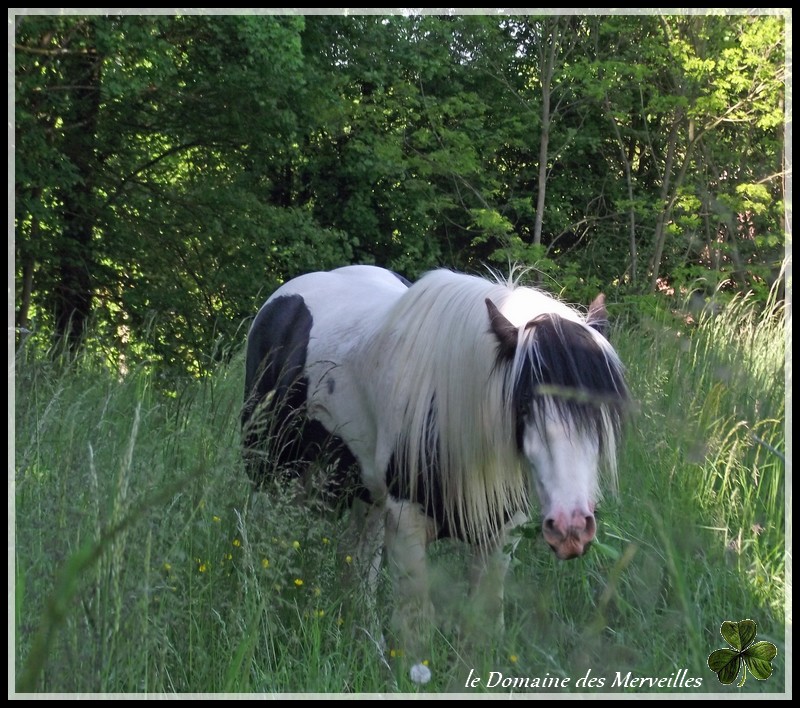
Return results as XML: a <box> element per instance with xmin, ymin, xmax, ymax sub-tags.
<box><xmin>544</xmin><ymin>518</ymin><xmax>556</xmax><ymax>533</ymax></box>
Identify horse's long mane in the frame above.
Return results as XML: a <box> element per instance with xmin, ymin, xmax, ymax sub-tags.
<box><xmin>363</xmin><ymin>269</ymin><xmax>627</xmax><ymax>543</ymax></box>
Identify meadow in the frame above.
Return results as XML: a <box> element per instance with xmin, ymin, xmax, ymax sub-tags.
<box><xmin>13</xmin><ymin>290</ymin><xmax>787</xmax><ymax>695</ymax></box>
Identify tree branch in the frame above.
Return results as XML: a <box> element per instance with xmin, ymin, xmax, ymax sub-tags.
<box><xmin>15</xmin><ymin>43</ymin><xmax>98</xmax><ymax>56</ymax></box>
<box><xmin>102</xmin><ymin>141</ymin><xmax>205</xmax><ymax>208</ymax></box>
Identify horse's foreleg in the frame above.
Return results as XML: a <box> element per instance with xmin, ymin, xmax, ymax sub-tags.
<box><xmin>384</xmin><ymin>497</ymin><xmax>435</xmax><ymax>684</ymax></box>
<box><xmin>468</xmin><ymin>510</ymin><xmax>528</xmax><ymax>633</ymax></box>
<box><xmin>351</xmin><ymin>499</ymin><xmax>386</xmax><ymax>631</ymax></box>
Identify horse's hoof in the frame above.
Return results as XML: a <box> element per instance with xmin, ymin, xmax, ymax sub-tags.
<box><xmin>410</xmin><ymin>662</ymin><xmax>431</xmax><ymax>685</ymax></box>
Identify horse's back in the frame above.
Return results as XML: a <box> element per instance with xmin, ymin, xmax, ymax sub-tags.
<box><xmin>270</xmin><ymin>263</ymin><xmax>408</xmax><ymax>313</ymax></box>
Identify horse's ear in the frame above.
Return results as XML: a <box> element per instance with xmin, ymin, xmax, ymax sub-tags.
<box><xmin>486</xmin><ymin>298</ymin><xmax>518</xmax><ymax>358</ymax></box>
<box><xmin>586</xmin><ymin>294</ymin><xmax>609</xmax><ymax>337</ymax></box>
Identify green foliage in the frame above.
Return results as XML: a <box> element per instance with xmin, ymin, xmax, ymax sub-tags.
<box><xmin>483</xmin><ymin>237</ymin><xmax>606</xmax><ymax>306</ymax></box>
<box><xmin>14</xmin><ymin>13</ymin><xmax>786</xmax><ymax>374</ymax></box>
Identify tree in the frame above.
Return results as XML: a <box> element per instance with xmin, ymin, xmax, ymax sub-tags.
<box><xmin>16</xmin><ymin>15</ymin><xmax>357</xmax><ymax>371</ymax></box>
<box><xmin>15</xmin><ymin>13</ymin><xmax>786</xmax><ymax>375</ymax></box>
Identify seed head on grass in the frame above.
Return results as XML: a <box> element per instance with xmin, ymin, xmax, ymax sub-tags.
<box><xmin>410</xmin><ymin>663</ymin><xmax>432</xmax><ymax>684</ymax></box>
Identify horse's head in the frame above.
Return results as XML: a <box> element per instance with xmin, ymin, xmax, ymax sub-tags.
<box><xmin>519</xmin><ymin>398</ymin><xmax>602</xmax><ymax>559</ymax></box>
<box><xmin>487</xmin><ymin>295</ymin><xmax>627</xmax><ymax>560</ymax></box>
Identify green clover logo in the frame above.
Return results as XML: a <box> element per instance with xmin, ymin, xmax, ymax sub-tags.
<box><xmin>707</xmin><ymin>619</ymin><xmax>777</xmax><ymax>686</ymax></box>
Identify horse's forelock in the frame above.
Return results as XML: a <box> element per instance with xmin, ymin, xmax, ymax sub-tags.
<box><xmin>511</xmin><ymin>313</ymin><xmax>628</xmax><ymax>488</ymax></box>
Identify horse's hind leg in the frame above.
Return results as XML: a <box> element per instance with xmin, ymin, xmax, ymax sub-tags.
<box><xmin>384</xmin><ymin>497</ymin><xmax>435</xmax><ymax>684</ymax></box>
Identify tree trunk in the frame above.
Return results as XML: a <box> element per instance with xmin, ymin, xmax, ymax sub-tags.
<box><xmin>532</xmin><ymin>18</ymin><xmax>560</xmax><ymax>248</ymax></box>
<box><xmin>649</xmin><ymin>114</ymin><xmax>701</xmax><ymax>292</ymax></box>
<box><xmin>18</xmin><ymin>254</ymin><xmax>34</xmax><ymax>334</ymax></box>
<box><xmin>648</xmin><ymin>116</ymin><xmax>679</xmax><ymax>292</ymax></box>
<box><xmin>605</xmin><ymin>97</ymin><xmax>637</xmax><ymax>286</ymax></box>
<box><xmin>16</xmin><ymin>186</ymin><xmax>41</xmax><ymax>335</ymax></box>
<box><xmin>532</xmin><ymin>90</ymin><xmax>550</xmax><ymax>248</ymax></box>
<box><xmin>52</xmin><ymin>21</ymin><xmax>102</xmax><ymax>351</ymax></box>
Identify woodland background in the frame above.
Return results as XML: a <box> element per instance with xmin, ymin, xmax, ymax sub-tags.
<box><xmin>15</xmin><ymin>13</ymin><xmax>787</xmax><ymax>376</ymax></box>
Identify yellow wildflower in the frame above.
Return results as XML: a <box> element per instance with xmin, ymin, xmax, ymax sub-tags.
<box><xmin>261</xmin><ymin>558</ymin><xmax>270</xmax><ymax>569</ymax></box>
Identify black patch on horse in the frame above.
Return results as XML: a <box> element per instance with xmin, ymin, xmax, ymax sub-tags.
<box><xmin>385</xmin><ymin>402</ymin><xmax>521</xmax><ymax>544</ymax></box>
<box><xmin>242</xmin><ymin>294</ymin><xmax>366</xmax><ymax>506</ymax></box>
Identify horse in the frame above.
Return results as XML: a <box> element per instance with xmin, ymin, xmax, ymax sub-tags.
<box><xmin>241</xmin><ymin>265</ymin><xmax>629</xmax><ymax>684</ymax></box>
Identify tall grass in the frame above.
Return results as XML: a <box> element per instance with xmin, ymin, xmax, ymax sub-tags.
<box><xmin>13</xmin><ymin>292</ymin><xmax>786</xmax><ymax>694</ymax></box>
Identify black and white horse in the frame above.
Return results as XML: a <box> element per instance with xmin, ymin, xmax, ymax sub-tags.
<box><xmin>242</xmin><ymin>265</ymin><xmax>628</xmax><ymax>683</ymax></box>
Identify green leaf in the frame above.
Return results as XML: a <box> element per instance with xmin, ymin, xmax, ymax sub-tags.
<box><xmin>591</xmin><ymin>540</ymin><xmax>621</xmax><ymax>560</ymax></box>
<box><xmin>708</xmin><ymin>648</ymin><xmax>739</xmax><ymax>672</ymax></box>
<box><xmin>743</xmin><ymin>655</ymin><xmax>773</xmax><ymax>681</ymax></box>
<box><xmin>708</xmin><ymin>649</ymin><xmax>742</xmax><ymax>685</ymax></box>
<box><xmin>742</xmin><ymin>641</ymin><xmax>778</xmax><ymax>680</ymax></box>
<box><xmin>744</xmin><ymin>641</ymin><xmax>778</xmax><ymax>662</ymax></box>
<box><xmin>720</xmin><ymin>619</ymin><xmax>757</xmax><ymax>650</ymax></box>
<box><xmin>737</xmin><ymin>620</ymin><xmax>758</xmax><ymax>649</ymax></box>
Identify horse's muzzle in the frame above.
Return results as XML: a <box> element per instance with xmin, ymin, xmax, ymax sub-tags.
<box><xmin>542</xmin><ymin>512</ymin><xmax>596</xmax><ymax>560</ymax></box>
